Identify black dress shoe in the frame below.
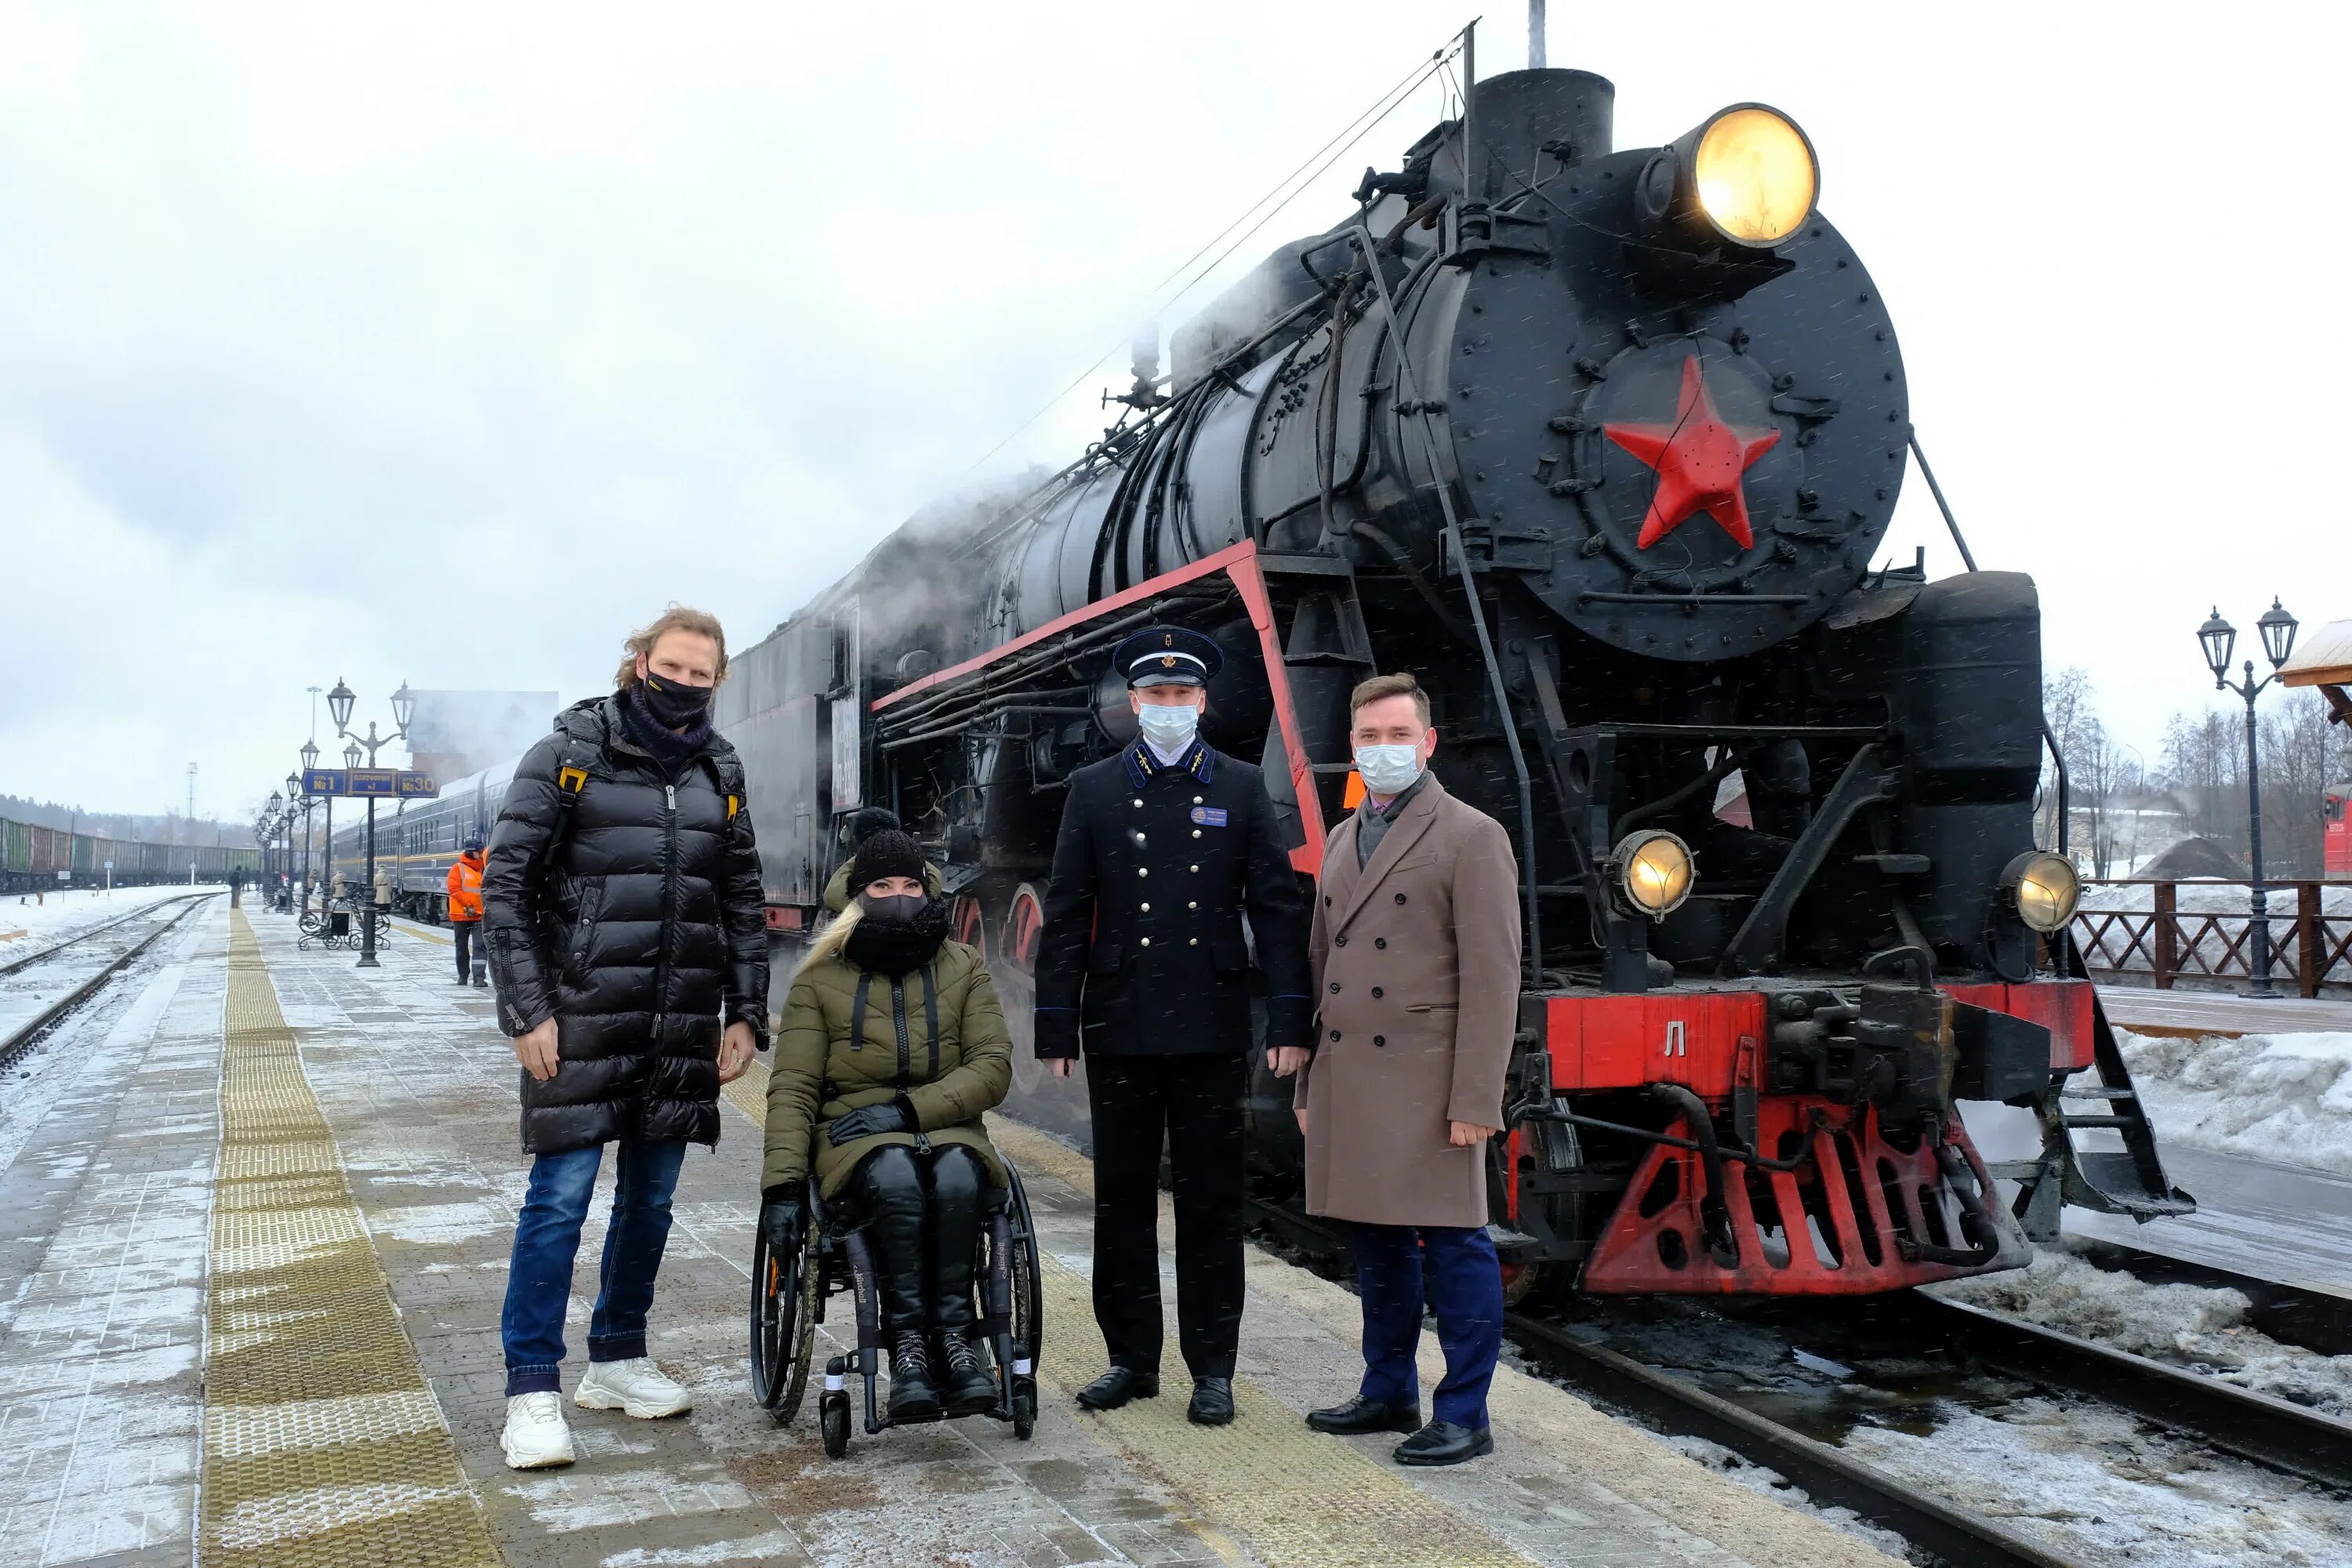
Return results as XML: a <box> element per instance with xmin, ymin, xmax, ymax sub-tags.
<box><xmin>1075</xmin><ymin>1367</ymin><xmax>1159</xmax><ymax>1410</ymax></box>
<box><xmin>1306</xmin><ymin>1396</ymin><xmax>1421</xmax><ymax>1436</ymax></box>
<box><xmin>1187</xmin><ymin>1377</ymin><xmax>1235</xmax><ymax>1426</ymax></box>
<box><xmin>1394</xmin><ymin>1419</ymin><xmax>1494</xmax><ymax>1466</ymax></box>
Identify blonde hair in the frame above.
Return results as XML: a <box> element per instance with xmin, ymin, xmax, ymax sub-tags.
<box><xmin>615</xmin><ymin>604</ymin><xmax>728</xmax><ymax>691</ymax></box>
<box><xmin>1349</xmin><ymin>671</ymin><xmax>1431</xmax><ymax>726</ymax></box>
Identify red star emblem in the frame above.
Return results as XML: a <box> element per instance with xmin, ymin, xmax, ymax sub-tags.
<box><xmin>1603</xmin><ymin>356</ymin><xmax>1781</xmax><ymax>550</ymax></box>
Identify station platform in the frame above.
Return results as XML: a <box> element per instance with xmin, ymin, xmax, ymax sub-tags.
<box><xmin>2097</xmin><ymin>984</ymin><xmax>2352</xmax><ymax>1037</ymax></box>
<box><xmin>1</xmin><ymin>902</ymin><xmax>1897</xmax><ymax>1568</ymax></box>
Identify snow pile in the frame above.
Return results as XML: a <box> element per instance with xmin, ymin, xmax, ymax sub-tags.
<box><xmin>1930</xmin><ymin>1242</ymin><xmax>2352</xmax><ymax>1419</ymax></box>
<box><xmin>2118</xmin><ymin>1027</ymin><xmax>2352</xmax><ymax>1179</ymax></box>
<box><xmin>0</xmin><ymin>884</ymin><xmax>222</xmax><ymax>949</ymax></box>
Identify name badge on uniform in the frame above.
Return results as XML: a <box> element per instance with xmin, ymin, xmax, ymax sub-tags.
<box><xmin>1189</xmin><ymin>806</ymin><xmax>1229</xmax><ymax>827</ymax></box>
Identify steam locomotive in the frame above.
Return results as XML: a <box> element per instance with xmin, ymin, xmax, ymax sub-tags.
<box><xmin>717</xmin><ymin>64</ymin><xmax>2194</xmax><ymax>1298</ymax></box>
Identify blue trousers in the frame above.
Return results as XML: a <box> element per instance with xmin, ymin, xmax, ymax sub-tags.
<box><xmin>501</xmin><ymin>1138</ymin><xmax>688</xmax><ymax>1396</ymax></box>
<box><xmin>1348</xmin><ymin>1221</ymin><xmax>1503</xmax><ymax>1430</ymax></box>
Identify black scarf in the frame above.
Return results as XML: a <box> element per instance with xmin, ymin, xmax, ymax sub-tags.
<box><xmin>844</xmin><ymin>898</ymin><xmax>951</xmax><ymax>977</ymax></box>
<box><xmin>622</xmin><ymin>684</ymin><xmax>713</xmax><ymax>769</ymax></box>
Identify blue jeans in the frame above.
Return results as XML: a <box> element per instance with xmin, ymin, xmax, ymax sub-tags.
<box><xmin>1349</xmin><ymin>1221</ymin><xmax>1504</xmax><ymax>1429</ymax></box>
<box><xmin>501</xmin><ymin>1138</ymin><xmax>688</xmax><ymax>1396</ymax></box>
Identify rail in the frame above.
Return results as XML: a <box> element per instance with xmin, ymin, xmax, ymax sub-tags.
<box><xmin>0</xmin><ymin>894</ymin><xmax>214</xmax><ymax>1071</ymax></box>
<box><xmin>2068</xmin><ymin>878</ymin><xmax>2352</xmax><ymax>996</ymax></box>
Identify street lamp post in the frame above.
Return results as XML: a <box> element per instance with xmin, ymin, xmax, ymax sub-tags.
<box><xmin>298</xmin><ymin>739</ymin><xmax>320</xmax><ymax>909</ymax></box>
<box><xmin>2198</xmin><ymin>599</ymin><xmax>2301</xmax><ymax>996</ymax></box>
<box><xmin>328</xmin><ymin>677</ymin><xmax>416</xmax><ymax>968</ymax></box>
<box><xmin>285</xmin><ymin>772</ymin><xmax>302</xmax><ymax>911</ymax></box>
<box><xmin>265</xmin><ymin>792</ymin><xmax>284</xmax><ymax>911</ymax></box>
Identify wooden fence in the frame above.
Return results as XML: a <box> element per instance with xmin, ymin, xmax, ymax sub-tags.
<box><xmin>2071</xmin><ymin>880</ymin><xmax>2352</xmax><ymax>996</ymax></box>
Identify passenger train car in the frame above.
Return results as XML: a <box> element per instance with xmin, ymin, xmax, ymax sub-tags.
<box><xmin>325</xmin><ymin>764</ymin><xmax>516</xmax><ymax>921</ymax></box>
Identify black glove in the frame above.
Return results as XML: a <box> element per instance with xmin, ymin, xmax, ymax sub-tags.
<box><xmin>828</xmin><ymin>1100</ymin><xmax>910</xmax><ymax>1145</ymax></box>
<box><xmin>760</xmin><ymin>1192</ymin><xmax>804</xmax><ymax>1254</ymax></box>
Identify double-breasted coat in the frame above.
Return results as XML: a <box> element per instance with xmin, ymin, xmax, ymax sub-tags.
<box><xmin>1033</xmin><ymin>738</ymin><xmax>1309</xmax><ymax>1059</ymax></box>
<box><xmin>1294</xmin><ymin>771</ymin><xmax>1521</xmax><ymax>1228</ymax></box>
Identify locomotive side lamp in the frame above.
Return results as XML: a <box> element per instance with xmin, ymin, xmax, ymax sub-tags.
<box><xmin>2000</xmin><ymin>851</ymin><xmax>2082</xmax><ymax>935</ymax></box>
<box><xmin>1639</xmin><ymin>103</ymin><xmax>1818</xmax><ymax>251</ymax></box>
<box><xmin>1610</xmin><ymin>829</ymin><xmax>1696</xmax><ymax>920</ymax></box>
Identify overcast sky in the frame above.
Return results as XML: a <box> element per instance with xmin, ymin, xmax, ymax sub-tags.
<box><xmin>2</xmin><ymin>1</ymin><xmax>2339</xmax><ymax>825</ymax></box>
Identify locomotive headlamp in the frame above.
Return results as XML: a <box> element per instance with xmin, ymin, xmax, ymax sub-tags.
<box><xmin>1639</xmin><ymin>104</ymin><xmax>1818</xmax><ymax>252</ymax></box>
<box><xmin>2002</xmin><ymin>851</ymin><xmax>2082</xmax><ymax>934</ymax></box>
<box><xmin>1611</xmin><ymin>829</ymin><xmax>1695</xmax><ymax>920</ymax></box>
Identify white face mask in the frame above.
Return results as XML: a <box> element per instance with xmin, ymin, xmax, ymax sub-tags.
<box><xmin>1135</xmin><ymin>701</ymin><xmax>1200</xmax><ymax>753</ymax></box>
<box><xmin>1354</xmin><ymin>743</ymin><xmax>1422</xmax><ymax>797</ymax></box>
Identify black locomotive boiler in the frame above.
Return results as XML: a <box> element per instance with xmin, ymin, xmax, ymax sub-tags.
<box><xmin>717</xmin><ymin>64</ymin><xmax>2192</xmax><ymax>1300</ymax></box>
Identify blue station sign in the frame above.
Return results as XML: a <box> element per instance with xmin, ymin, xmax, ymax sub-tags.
<box><xmin>301</xmin><ymin>768</ymin><xmax>440</xmax><ymax>798</ymax></box>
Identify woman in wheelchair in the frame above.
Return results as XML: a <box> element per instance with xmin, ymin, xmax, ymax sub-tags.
<box><xmin>760</xmin><ymin>829</ymin><xmax>1012</xmax><ymax>1421</ymax></box>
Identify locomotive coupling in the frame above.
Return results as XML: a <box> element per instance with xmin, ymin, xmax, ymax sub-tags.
<box><xmin>1766</xmin><ymin>985</ymin><xmax>2056</xmax><ymax>1123</ymax></box>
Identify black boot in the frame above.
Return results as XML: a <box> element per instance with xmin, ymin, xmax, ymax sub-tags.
<box><xmin>927</xmin><ymin>1149</ymin><xmax>996</xmax><ymax>1415</ymax></box>
<box><xmin>887</xmin><ymin>1330</ymin><xmax>941</xmax><ymax>1421</ymax></box>
<box><xmin>858</xmin><ymin>1148</ymin><xmax>939</xmax><ymax>1421</ymax></box>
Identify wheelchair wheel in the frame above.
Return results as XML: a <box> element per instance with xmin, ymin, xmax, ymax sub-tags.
<box><xmin>749</xmin><ymin>1216</ymin><xmax>818</xmax><ymax>1425</ymax></box>
<box><xmin>1004</xmin><ymin>1167</ymin><xmax>1044</xmax><ymax>1370</ymax></box>
<box><xmin>819</xmin><ymin>1388</ymin><xmax>852</xmax><ymax>1458</ymax></box>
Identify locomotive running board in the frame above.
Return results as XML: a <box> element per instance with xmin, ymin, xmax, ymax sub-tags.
<box><xmin>1578</xmin><ymin>1103</ymin><xmax>2031</xmax><ymax>1296</ymax></box>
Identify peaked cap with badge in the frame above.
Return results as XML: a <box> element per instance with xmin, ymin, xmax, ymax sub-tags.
<box><xmin>1111</xmin><ymin>625</ymin><xmax>1224</xmax><ymax>690</ymax></box>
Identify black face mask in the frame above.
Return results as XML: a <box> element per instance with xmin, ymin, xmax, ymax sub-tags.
<box><xmin>639</xmin><ymin>673</ymin><xmax>712</xmax><ymax>729</ymax></box>
<box><xmin>858</xmin><ymin>892</ymin><xmax>926</xmax><ymax>925</ymax></box>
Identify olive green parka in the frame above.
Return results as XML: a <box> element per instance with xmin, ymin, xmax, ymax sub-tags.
<box><xmin>761</xmin><ymin>905</ymin><xmax>1011</xmax><ymax>1199</ymax></box>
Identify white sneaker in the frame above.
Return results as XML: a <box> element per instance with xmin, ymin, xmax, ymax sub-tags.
<box><xmin>501</xmin><ymin>1392</ymin><xmax>577</xmax><ymax>1469</ymax></box>
<box><xmin>574</xmin><ymin>1356</ymin><xmax>693</xmax><ymax>1417</ymax></box>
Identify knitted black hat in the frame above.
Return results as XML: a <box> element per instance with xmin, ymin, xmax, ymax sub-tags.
<box><xmin>849</xmin><ymin>829</ymin><xmax>925</xmax><ymax>891</ymax></box>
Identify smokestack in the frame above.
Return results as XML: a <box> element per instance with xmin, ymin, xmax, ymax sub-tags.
<box><xmin>1530</xmin><ymin>0</ymin><xmax>1546</xmax><ymax>69</ymax></box>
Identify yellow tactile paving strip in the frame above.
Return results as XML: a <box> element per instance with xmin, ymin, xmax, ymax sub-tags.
<box><xmin>202</xmin><ymin>909</ymin><xmax>500</xmax><ymax>1568</ymax></box>
<box><xmin>721</xmin><ymin>1056</ymin><xmax>1534</xmax><ymax>1568</ymax></box>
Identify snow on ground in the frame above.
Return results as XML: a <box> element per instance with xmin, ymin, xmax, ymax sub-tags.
<box><xmin>1929</xmin><ymin>1240</ymin><xmax>2352</xmax><ymax>1420</ymax></box>
<box><xmin>0</xmin><ymin>882</ymin><xmax>224</xmax><ymax>951</ymax></box>
<box><xmin>2118</xmin><ymin>1026</ymin><xmax>2352</xmax><ymax>1180</ymax></box>
<box><xmin>1840</xmin><ymin>1395</ymin><xmax>2352</xmax><ymax>1567</ymax></box>
<box><xmin>1652</xmin><ymin>1435</ymin><xmax>1912</xmax><ymax>1562</ymax></box>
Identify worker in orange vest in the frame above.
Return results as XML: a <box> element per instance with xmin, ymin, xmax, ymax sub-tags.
<box><xmin>448</xmin><ymin>835</ymin><xmax>488</xmax><ymax>987</ymax></box>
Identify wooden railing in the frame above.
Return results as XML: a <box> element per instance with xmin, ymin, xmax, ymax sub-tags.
<box><xmin>2071</xmin><ymin>880</ymin><xmax>2352</xmax><ymax>996</ymax></box>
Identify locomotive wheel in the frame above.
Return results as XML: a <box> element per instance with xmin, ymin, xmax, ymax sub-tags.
<box><xmin>1001</xmin><ymin>884</ymin><xmax>1049</xmax><ymax>1094</ymax></box>
<box><xmin>953</xmin><ymin>894</ymin><xmax>985</xmax><ymax>954</ymax></box>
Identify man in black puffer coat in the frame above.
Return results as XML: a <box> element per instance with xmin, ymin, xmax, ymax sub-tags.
<box><xmin>482</xmin><ymin>604</ymin><xmax>769</xmax><ymax>1471</ymax></box>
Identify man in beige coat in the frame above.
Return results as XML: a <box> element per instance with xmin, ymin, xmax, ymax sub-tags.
<box><xmin>1290</xmin><ymin>672</ymin><xmax>1520</xmax><ymax>1466</ymax></box>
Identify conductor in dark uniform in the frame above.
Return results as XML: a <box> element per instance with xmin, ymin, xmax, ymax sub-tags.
<box><xmin>1036</xmin><ymin>626</ymin><xmax>1310</xmax><ymax>1425</ymax></box>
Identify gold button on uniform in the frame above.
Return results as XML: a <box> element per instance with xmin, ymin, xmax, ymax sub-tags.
<box><xmin>1189</xmin><ymin>938</ymin><xmax>1198</xmax><ymax>946</ymax></box>
<box><xmin>1189</xmin><ymin>864</ymin><xmax>1199</xmax><ymax>873</ymax></box>
<box><xmin>1133</xmin><ymin>799</ymin><xmax>1144</xmax><ymax>808</ymax></box>
<box><xmin>1141</xmin><ymin>902</ymin><xmax>1150</xmax><ymax>912</ymax></box>
<box><xmin>1141</xmin><ymin>938</ymin><xmax>1152</xmax><ymax>947</ymax></box>
<box><xmin>1138</xmin><ymin>867</ymin><xmax>1149</xmax><ymax>878</ymax></box>
<box><xmin>1191</xmin><ymin>829</ymin><xmax>1201</xmax><ymax>839</ymax></box>
<box><xmin>1188</xmin><ymin>901</ymin><xmax>1197</xmax><ymax>909</ymax></box>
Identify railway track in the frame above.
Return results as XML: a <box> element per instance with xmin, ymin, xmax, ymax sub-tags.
<box><xmin>0</xmin><ymin>893</ymin><xmax>214</xmax><ymax>1072</ymax></box>
<box><xmin>1247</xmin><ymin>1194</ymin><xmax>2352</xmax><ymax>1568</ymax></box>
<box><xmin>0</xmin><ymin>890</ymin><xmax>211</xmax><ymax>978</ymax></box>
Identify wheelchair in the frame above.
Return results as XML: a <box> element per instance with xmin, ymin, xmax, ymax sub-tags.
<box><xmin>750</xmin><ymin>1160</ymin><xmax>1044</xmax><ymax>1458</ymax></box>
